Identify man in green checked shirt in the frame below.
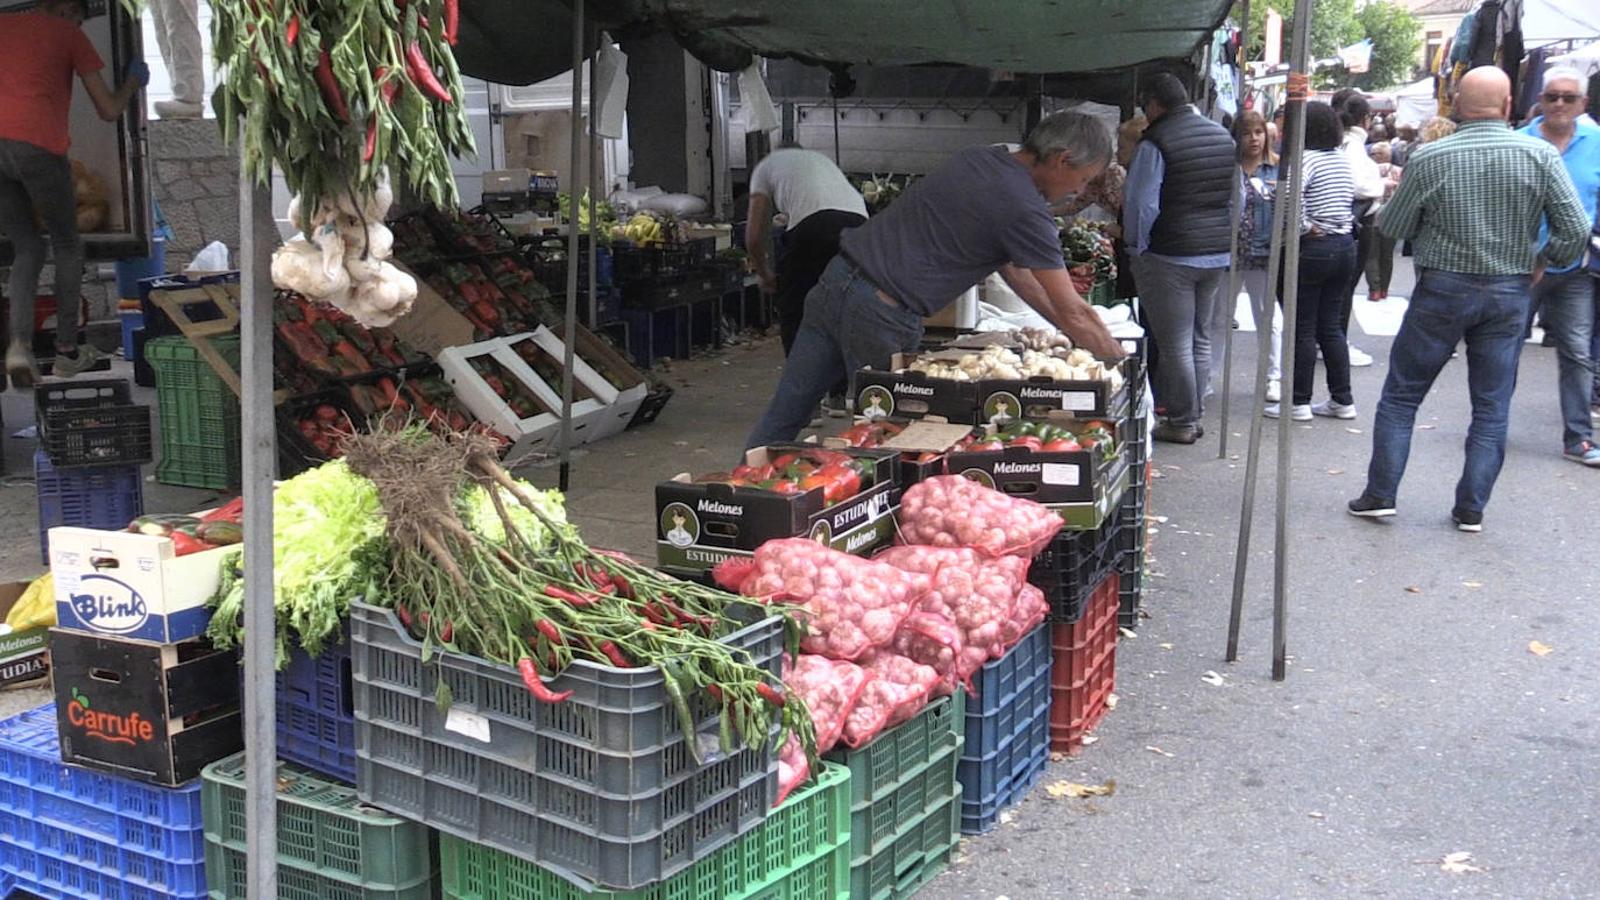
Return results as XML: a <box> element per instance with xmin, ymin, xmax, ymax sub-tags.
<box><xmin>1348</xmin><ymin>67</ymin><xmax>1590</xmax><ymax>533</ymax></box>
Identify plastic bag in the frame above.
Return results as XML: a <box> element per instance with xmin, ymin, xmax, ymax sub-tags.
<box><xmin>189</xmin><ymin>240</ymin><xmax>231</xmax><ymax>273</ymax></box>
<box><xmin>775</xmin><ymin>734</ymin><xmax>810</xmax><ymax>807</ymax></box>
<box><xmin>874</xmin><ymin>545</ymin><xmax>1027</xmax><ymax>652</ymax></box>
<box><xmin>840</xmin><ymin>651</ymin><xmax>941</xmax><ymax>748</ymax></box>
<box><xmin>1010</xmin><ymin>584</ymin><xmax>1049</xmax><ymax>646</ymax></box>
<box><xmin>896</xmin><ymin>475</ymin><xmax>1064</xmax><ymax>559</ymax></box>
<box><xmin>784</xmin><ymin>653</ymin><xmax>873</xmax><ymax>753</ymax></box>
<box><xmin>890</xmin><ymin>610</ymin><xmax>965</xmax><ymax>697</ymax></box>
<box><xmin>745</xmin><ymin>539</ymin><xmax>928</xmax><ymax>660</ymax></box>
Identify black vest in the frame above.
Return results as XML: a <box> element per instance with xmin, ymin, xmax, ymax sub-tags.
<box><xmin>1139</xmin><ymin>106</ymin><xmax>1236</xmax><ymax>257</ymax></box>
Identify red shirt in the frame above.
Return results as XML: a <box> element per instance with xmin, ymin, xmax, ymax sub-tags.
<box><xmin>0</xmin><ymin>12</ymin><xmax>104</xmax><ymax>156</ymax></box>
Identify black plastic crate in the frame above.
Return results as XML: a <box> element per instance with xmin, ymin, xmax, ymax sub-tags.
<box><xmin>34</xmin><ymin>378</ymin><xmax>153</xmax><ymax>468</ymax></box>
<box><xmin>1030</xmin><ymin>500</ymin><xmax>1124</xmax><ymax>624</ymax></box>
<box><xmin>611</xmin><ymin>238</ymin><xmax>716</xmax><ymax>284</ymax></box>
<box><xmin>276</xmin><ymin>389</ymin><xmax>361</xmax><ymax>479</ymax></box>
<box><xmin>628</xmin><ymin>382</ymin><xmax>674</xmax><ymax>428</ymax></box>
<box><xmin>1118</xmin><ymin>546</ymin><xmax>1145</xmax><ymax>630</ymax></box>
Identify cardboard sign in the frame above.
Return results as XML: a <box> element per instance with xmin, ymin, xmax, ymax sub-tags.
<box><xmin>49</xmin><ymin>528</ymin><xmax>230</xmax><ymax>644</ymax></box>
<box><xmin>386</xmin><ymin>265</ymin><xmax>477</xmax><ymax>357</ymax></box>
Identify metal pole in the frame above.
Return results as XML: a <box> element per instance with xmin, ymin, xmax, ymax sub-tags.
<box><xmin>238</xmin><ymin>142</ymin><xmax>277</xmax><ymax>894</ymax></box>
<box><xmin>587</xmin><ymin>37</ymin><xmax>601</xmax><ymax>329</ymax></box>
<box><xmin>560</xmin><ymin>0</ymin><xmax>584</xmax><ymax>491</ymax></box>
<box><xmin>1217</xmin><ymin>0</ymin><xmax>1250</xmax><ymax>460</ymax></box>
<box><xmin>1270</xmin><ymin>0</ymin><xmax>1314</xmax><ymax>682</ymax></box>
<box><xmin>831</xmin><ymin>95</ymin><xmax>841</xmax><ymax>164</ymax></box>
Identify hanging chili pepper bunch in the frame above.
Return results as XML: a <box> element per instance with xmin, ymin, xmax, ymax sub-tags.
<box><xmin>340</xmin><ymin>425</ymin><xmax>819</xmax><ymax>771</ymax></box>
<box><xmin>211</xmin><ymin>0</ymin><xmax>475</xmax><ymax>217</ymax></box>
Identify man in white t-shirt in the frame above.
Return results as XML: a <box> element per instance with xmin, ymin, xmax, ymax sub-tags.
<box><xmin>746</xmin><ymin>146</ymin><xmax>867</xmax><ymax>415</ymax></box>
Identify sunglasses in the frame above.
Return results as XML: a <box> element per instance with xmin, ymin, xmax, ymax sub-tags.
<box><xmin>1542</xmin><ymin>92</ymin><xmax>1584</xmax><ymax>105</ymax></box>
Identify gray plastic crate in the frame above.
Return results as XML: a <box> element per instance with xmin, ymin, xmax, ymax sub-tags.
<box><xmin>349</xmin><ymin>601</ymin><xmax>782</xmax><ymax>892</ymax></box>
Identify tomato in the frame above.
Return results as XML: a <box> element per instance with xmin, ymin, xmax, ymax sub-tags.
<box><xmin>769</xmin><ymin>480</ymin><xmax>804</xmax><ymax>495</ymax></box>
<box><xmin>799</xmin><ymin>474</ymin><xmax>831</xmax><ymax>495</ymax></box>
<box><xmin>1041</xmin><ymin>438</ymin><xmax>1081</xmax><ymax>452</ymax></box>
<box><xmin>770</xmin><ymin>453</ymin><xmax>799</xmax><ymax>470</ymax></box>
<box><xmin>969</xmin><ymin>439</ymin><xmax>1005</xmax><ymax>452</ymax></box>
<box><xmin>314</xmin><ymin>404</ymin><xmax>340</xmax><ymax>423</ymax></box>
<box><xmin>731</xmin><ymin>464</ymin><xmax>756</xmax><ymax>480</ymax></box>
<box><xmin>1007</xmin><ymin>436</ymin><xmax>1044</xmax><ymax>451</ymax></box>
<box><xmin>837</xmin><ymin>424</ymin><xmax>875</xmax><ymax>447</ymax></box>
<box><xmin>695</xmin><ymin>471</ymin><xmax>733</xmax><ymax>484</ymax></box>
<box><xmin>749</xmin><ymin>463</ymin><xmax>777</xmax><ymax>482</ymax></box>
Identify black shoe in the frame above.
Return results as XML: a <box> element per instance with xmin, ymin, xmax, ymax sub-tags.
<box><xmin>1451</xmin><ymin>507</ymin><xmax>1483</xmax><ymax>533</ymax></box>
<box><xmin>1152</xmin><ymin>422</ymin><xmax>1200</xmax><ymax>444</ymax></box>
<box><xmin>1347</xmin><ymin>494</ymin><xmax>1396</xmax><ymax>518</ymax></box>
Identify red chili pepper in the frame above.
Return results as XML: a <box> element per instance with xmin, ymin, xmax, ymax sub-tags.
<box><xmin>642</xmin><ymin>603</ymin><xmax>671</xmax><ymax>625</ymax></box>
<box><xmin>286</xmin><ymin>15</ymin><xmax>300</xmax><ymax>46</ymax></box>
<box><xmin>596</xmin><ymin>583</ymin><xmax>618</xmax><ymax>596</ymax></box>
<box><xmin>440</xmin><ymin>621</ymin><xmax>453</xmax><ymax>643</ymax></box>
<box><xmin>756</xmin><ymin>683</ymin><xmax>786</xmax><ymax>707</ymax></box>
<box><xmin>544</xmin><ymin>585</ymin><xmax>596</xmax><ymax>606</ymax></box>
<box><xmin>443</xmin><ymin>0</ymin><xmax>459</xmax><ymax>44</ymax></box>
<box><xmin>535</xmin><ymin>619</ymin><xmax>564</xmax><ymax>645</ymax></box>
<box><xmin>641</xmin><ymin>619</ymin><xmax>658</xmax><ymax>631</ymax></box>
<box><xmin>517</xmin><ymin>657</ymin><xmax>572</xmax><ymax>703</ymax></box>
<box><xmin>611</xmin><ymin>575</ymin><xmax>635</xmax><ymax>599</ymax></box>
<box><xmin>405</xmin><ymin>41</ymin><xmax>454</xmax><ymax>104</ymax></box>
<box><xmin>315</xmin><ymin>51</ymin><xmax>349</xmax><ymax>121</ymax></box>
<box><xmin>396</xmin><ymin>604</ymin><xmax>414</xmax><ymax>629</ymax></box>
<box><xmin>598</xmin><ymin>641</ymin><xmax>631</xmax><ymax>668</ymax></box>
<box><xmin>375</xmin><ymin>66</ymin><xmax>400</xmax><ymax>105</ymax></box>
<box><xmin>363</xmin><ymin>116</ymin><xmax>378</xmax><ymax>162</ymax></box>
<box><xmin>707</xmin><ymin>685</ymin><xmax>724</xmax><ymax>703</ymax></box>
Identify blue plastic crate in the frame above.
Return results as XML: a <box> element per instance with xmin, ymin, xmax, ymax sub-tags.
<box><xmin>0</xmin><ymin>704</ymin><xmax>207</xmax><ymax>898</ymax></box>
<box><xmin>962</xmin><ymin>624</ymin><xmax>1050</xmax><ymax>757</ymax></box>
<box><xmin>33</xmin><ymin>449</ymin><xmax>143</xmax><ymax>565</ymax></box>
<box><xmin>274</xmin><ymin>636</ymin><xmax>356</xmax><ymax>784</ymax></box>
<box><xmin>959</xmin><ymin>701</ymin><xmax>1050</xmax><ymax>835</ymax></box>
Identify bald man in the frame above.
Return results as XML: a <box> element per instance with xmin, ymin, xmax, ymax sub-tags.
<box><xmin>1349</xmin><ymin>67</ymin><xmax>1590</xmax><ymax>532</ymax></box>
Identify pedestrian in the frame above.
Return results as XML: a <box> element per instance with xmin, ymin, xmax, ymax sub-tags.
<box><xmin>1232</xmin><ymin>109</ymin><xmax>1284</xmax><ymax>403</ymax></box>
<box><xmin>1518</xmin><ymin>67</ymin><xmax>1600</xmax><ymax>467</ymax></box>
<box><xmin>1264</xmin><ymin>102</ymin><xmax>1358</xmax><ymax>423</ymax></box>
<box><xmin>745</xmin><ymin>144</ymin><xmax>869</xmax><ymax>419</ymax></box>
<box><xmin>744</xmin><ymin>112</ymin><xmax>1126</xmax><ymax>448</ymax></box>
<box><xmin>148</xmin><ymin>0</ymin><xmax>204</xmax><ymax>118</ymax></box>
<box><xmin>1390</xmin><ymin>122</ymin><xmax>1419</xmax><ymax>166</ymax></box>
<box><xmin>1</xmin><ymin>0</ymin><xmax>148</xmax><ymax>389</ymax></box>
<box><xmin>1419</xmin><ymin>116</ymin><xmax>1458</xmax><ymax>144</ymax></box>
<box><xmin>1331</xmin><ymin>90</ymin><xmax>1384</xmax><ymax>369</ymax></box>
<box><xmin>1123</xmin><ymin>72</ymin><xmax>1237</xmax><ymax>444</ymax></box>
<box><xmin>1349</xmin><ymin>67</ymin><xmax>1589</xmax><ymax>531</ymax></box>
<box><xmin>1363</xmin><ymin>142</ymin><xmax>1402</xmax><ymax>301</ymax></box>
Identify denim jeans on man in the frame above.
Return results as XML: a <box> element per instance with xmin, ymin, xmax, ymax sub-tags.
<box><xmin>0</xmin><ymin>139</ymin><xmax>84</xmax><ymax>349</ymax></box>
<box><xmin>1528</xmin><ymin>268</ymin><xmax>1596</xmax><ymax>451</ymax></box>
<box><xmin>746</xmin><ymin>256</ymin><xmax>924</xmax><ymax>448</ymax></box>
<box><xmin>1132</xmin><ymin>254</ymin><xmax>1223</xmax><ymax>426</ymax></box>
<box><xmin>1290</xmin><ymin>234</ymin><xmax>1357</xmax><ymax>406</ymax></box>
<box><xmin>1363</xmin><ymin>269</ymin><xmax>1530</xmax><ymax>514</ymax></box>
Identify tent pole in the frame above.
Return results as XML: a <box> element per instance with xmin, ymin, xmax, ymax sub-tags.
<box><xmin>1270</xmin><ymin>0</ymin><xmax>1314</xmax><ymax>682</ymax></box>
<box><xmin>1217</xmin><ymin>0</ymin><xmax>1250</xmax><ymax>461</ymax></box>
<box><xmin>560</xmin><ymin>0</ymin><xmax>585</xmax><ymax>492</ymax></box>
<box><xmin>588</xmin><ymin>35</ymin><xmax>600</xmax><ymax>328</ymax></box>
<box><xmin>238</xmin><ymin>141</ymin><xmax>278</xmax><ymax>895</ymax></box>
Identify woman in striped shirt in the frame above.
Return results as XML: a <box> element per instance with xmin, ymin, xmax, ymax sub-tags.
<box><xmin>1267</xmin><ymin>101</ymin><xmax>1358</xmax><ymax>422</ymax></box>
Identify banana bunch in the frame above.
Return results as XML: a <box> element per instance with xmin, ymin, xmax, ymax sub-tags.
<box><xmin>621</xmin><ymin>213</ymin><xmax>665</xmax><ymax>246</ymax></box>
<box><xmin>3</xmin><ymin>574</ymin><xmax>55</xmax><ymax>633</ymax></box>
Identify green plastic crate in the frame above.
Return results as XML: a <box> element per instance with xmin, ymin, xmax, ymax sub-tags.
<box><xmin>201</xmin><ymin>753</ymin><xmax>436</xmax><ymax>900</ymax></box>
<box><xmin>827</xmin><ymin>691</ymin><xmax>964</xmax><ymax>810</ymax></box>
<box><xmin>848</xmin><ymin>790</ymin><xmax>959</xmax><ymax>900</ymax></box>
<box><xmin>439</xmin><ymin>760</ymin><xmax>851</xmax><ymax>900</ymax></box>
<box><xmin>146</xmin><ymin>334</ymin><xmax>241</xmax><ymax>489</ymax></box>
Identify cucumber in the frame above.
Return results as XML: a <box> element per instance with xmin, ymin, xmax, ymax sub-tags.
<box><xmin>127</xmin><ymin>514</ymin><xmax>202</xmax><ymax>537</ymax></box>
<box><xmin>197</xmin><ymin>521</ymin><xmax>244</xmax><ymax>546</ymax></box>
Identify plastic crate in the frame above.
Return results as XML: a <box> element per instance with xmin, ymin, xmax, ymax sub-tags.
<box><xmin>438</xmin><ymin>760</ymin><xmax>851</xmax><ymax>900</ymax></box>
<box><xmin>201</xmin><ymin>752</ymin><xmax>436</xmax><ymax>900</ymax></box>
<box><xmin>1118</xmin><ymin>549</ymin><xmax>1145</xmax><ymax>631</ymax></box>
<box><xmin>146</xmin><ymin>334</ymin><xmax>242</xmax><ymax>490</ymax></box>
<box><xmin>1049</xmin><ymin>571</ymin><xmax>1119</xmax><ymax>755</ymax></box>
<box><xmin>958</xmin><ymin>626</ymin><xmax>1053</xmax><ymax>835</ymax></box>
<box><xmin>34</xmin><ymin>379</ymin><xmax>153</xmax><ymax>468</ymax></box>
<box><xmin>848</xmin><ymin>789</ymin><xmax>959</xmax><ymax>900</ymax></box>
<box><xmin>274</xmin><ymin>637</ymin><xmax>356</xmax><ymax>784</ymax></box>
<box><xmin>33</xmin><ymin>449</ymin><xmax>143</xmax><ymax>565</ymax></box>
<box><xmin>826</xmin><ymin>692</ymin><xmax>962</xmax><ymax>864</ymax></box>
<box><xmin>0</xmin><ymin>704</ymin><xmax>206</xmax><ymax>898</ymax></box>
<box><xmin>1029</xmin><ymin>503</ymin><xmax>1124</xmax><ymax>624</ymax></box>
<box><xmin>350</xmin><ymin>601</ymin><xmax>782</xmax><ymax>891</ymax></box>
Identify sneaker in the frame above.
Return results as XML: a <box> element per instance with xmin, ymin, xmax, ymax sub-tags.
<box><xmin>154</xmin><ymin>99</ymin><xmax>205</xmax><ymax>119</ymax></box>
<box><xmin>5</xmin><ymin>340</ymin><xmax>38</xmax><ymax>389</ymax></box>
<box><xmin>1451</xmin><ymin>508</ymin><xmax>1483</xmax><ymax>533</ymax></box>
<box><xmin>1311</xmin><ymin>400</ymin><xmax>1358</xmax><ymax>420</ymax></box>
<box><xmin>1563</xmin><ymin>441</ymin><xmax>1600</xmax><ymax>467</ymax></box>
<box><xmin>1347</xmin><ymin>345</ymin><xmax>1374</xmax><ymax>367</ymax></box>
<box><xmin>820</xmin><ymin>395</ymin><xmax>850</xmax><ymax>418</ymax></box>
<box><xmin>50</xmin><ymin>344</ymin><xmax>104</xmax><ymax>378</ymax></box>
<box><xmin>1347</xmin><ymin>495</ymin><xmax>1396</xmax><ymax>518</ymax></box>
<box><xmin>1264</xmin><ymin>403</ymin><xmax>1312</xmax><ymax>421</ymax></box>
<box><xmin>1151</xmin><ymin>421</ymin><xmax>1201</xmax><ymax>444</ymax></box>
<box><xmin>1265</xmin><ymin>379</ymin><xmax>1281</xmax><ymax>403</ymax></box>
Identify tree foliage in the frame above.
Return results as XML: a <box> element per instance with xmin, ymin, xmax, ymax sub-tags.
<box><xmin>1353</xmin><ymin>1</ymin><xmax>1423</xmax><ymax>90</ymax></box>
<box><xmin>1233</xmin><ymin>1</ymin><xmax>1421</xmax><ymax>90</ymax></box>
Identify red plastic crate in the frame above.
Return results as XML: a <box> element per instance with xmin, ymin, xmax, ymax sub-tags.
<box><xmin>1049</xmin><ymin>571</ymin><xmax>1119</xmax><ymax>755</ymax></box>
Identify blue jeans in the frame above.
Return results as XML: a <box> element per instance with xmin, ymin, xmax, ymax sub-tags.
<box><xmin>1529</xmin><ymin>268</ymin><xmax>1596</xmax><ymax>450</ymax></box>
<box><xmin>1290</xmin><ymin>234</ymin><xmax>1356</xmax><ymax>406</ymax></box>
<box><xmin>746</xmin><ymin>256</ymin><xmax>924</xmax><ymax>448</ymax></box>
<box><xmin>1364</xmin><ymin>269</ymin><xmax>1530</xmax><ymax>514</ymax></box>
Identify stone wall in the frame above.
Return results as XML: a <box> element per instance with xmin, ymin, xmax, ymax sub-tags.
<box><xmin>148</xmin><ymin>118</ymin><xmax>239</xmax><ymax>272</ymax></box>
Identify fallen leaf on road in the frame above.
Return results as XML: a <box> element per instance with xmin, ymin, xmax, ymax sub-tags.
<box><xmin>1326</xmin><ymin>468</ymin><xmax>1345</xmax><ymax>475</ymax></box>
<box><xmin>1049</xmin><ymin>751</ymin><xmax>1067</xmax><ymax>763</ymax></box>
<box><xmin>1438</xmin><ymin>851</ymin><xmax>1483</xmax><ymax>874</ymax></box>
<box><xmin>1119</xmin><ymin>627</ymin><xmax>1137</xmax><ymax>639</ymax></box>
<box><xmin>1145</xmin><ymin>746</ymin><xmax>1175</xmax><ymax>757</ymax></box>
<box><xmin>1462</xmin><ymin>581</ymin><xmax>1482</xmax><ymax>589</ymax></box>
<box><xmin>1201</xmin><ymin>671</ymin><xmax>1227</xmax><ymax>686</ymax></box>
<box><xmin>1418</xmin><ymin>424</ymin><xmax>1436</xmax><ymax>430</ymax></box>
<box><xmin>1045</xmin><ymin>779</ymin><xmax>1116</xmax><ymax>799</ymax></box>
<box><xmin>1345</xmin><ymin>428</ymin><xmax>1363</xmax><ymax>434</ymax></box>
<box><xmin>1080</xmin><ymin>734</ymin><xmax>1099</xmax><ymax>746</ymax></box>
<box><xmin>1404</xmin><ymin>586</ymin><xmax>1422</xmax><ymax>594</ymax></box>
<box><xmin>1104</xmin><ymin>693</ymin><xmax>1119</xmax><ymax>710</ymax></box>
<box><xmin>1159</xmin><ymin>643</ymin><xmax>1174</xmax><ymax>650</ymax></box>
<box><xmin>1528</xmin><ymin>640</ymin><xmax>1554</xmax><ymax>657</ymax></box>
<box><xmin>1308</xmin><ymin>811</ymin><xmax>1325</xmax><ymax>819</ymax></box>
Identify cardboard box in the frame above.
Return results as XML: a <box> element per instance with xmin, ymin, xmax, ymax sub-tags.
<box><xmin>853</xmin><ymin>353</ymin><xmax>983</xmax><ymax>424</ymax></box>
<box><xmin>503</xmin><ymin>329</ymin><xmax>640</xmax><ymax>443</ymax></box>
<box><xmin>387</xmin><ymin>265</ymin><xmax>477</xmax><ymax>357</ymax></box>
<box><xmin>51</xmin><ymin>628</ymin><xmax>243</xmax><ymax>786</ymax></box>
<box><xmin>49</xmin><ymin>527</ymin><xmax>232</xmax><ymax>643</ymax></box>
<box><xmin>0</xmin><ymin>581</ymin><xmax>50</xmax><ymax>688</ymax></box>
<box><xmin>822</xmin><ymin>418</ymin><xmax>973</xmax><ymax>496</ymax></box>
<box><xmin>946</xmin><ymin>420</ymin><xmax>1126</xmax><ymax>508</ymax></box>
<box><xmin>976</xmin><ymin>373</ymin><xmax>1131</xmax><ymax>424</ymax></box>
<box><xmin>437</xmin><ymin>339</ymin><xmax>565</xmax><ymax>458</ymax></box>
<box><xmin>655</xmin><ymin>445</ymin><xmax>900</xmax><ymax>575</ymax></box>
<box><xmin>952</xmin><ymin>455</ymin><xmax>1128</xmax><ymax>531</ymax></box>
<box><xmin>483</xmin><ymin>168</ymin><xmax>533</xmax><ymax>194</ymax></box>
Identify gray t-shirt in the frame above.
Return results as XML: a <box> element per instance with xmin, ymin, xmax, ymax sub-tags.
<box><xmin>840</xmin><ymin>144</ymin><xmax>1065</xmax><ymax>315</ymax></box>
